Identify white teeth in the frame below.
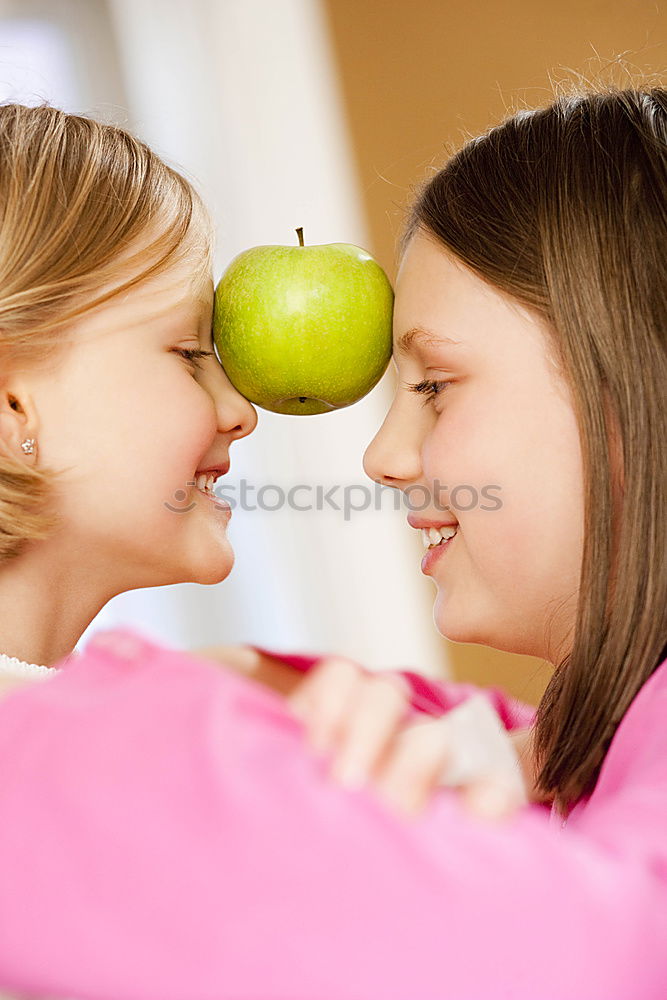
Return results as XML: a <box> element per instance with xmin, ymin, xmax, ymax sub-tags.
<box><xmin>420</xmin><ymin>525</ymin><xmax>458</xmax><ymax>549</ymax></box>
<box><xmin>195</xmin><ymin>473</ymin><xmax>216</xmax><ymax>495</ymax></box>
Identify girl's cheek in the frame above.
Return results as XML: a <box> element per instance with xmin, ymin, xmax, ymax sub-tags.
<box><xmin>422</xmin><ymin>414</ymin><xmax>466</xmax><ymax>487</ymax></box>
<box><xmin>187</xmin><ymin>377</ymin><xmax>219</xmax><ymax>429</ymax></box>
<box><xmin>160</xmin><ymin>385</ymin><xmax>216</xmax><ymax>460</ymax></box>
<box><xmin>421</xmin><ymin>437</ymin><xmax>455</xmax><ymax>510</ymax></box>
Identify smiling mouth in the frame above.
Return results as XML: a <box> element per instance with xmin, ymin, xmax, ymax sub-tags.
<box><xmin>191</xmin><ymin>481</ymin><xmax>232</xmax><ymax>516</ymax></box>
<box><xmin>421</xmin><ymin>526</ymin><xmax>458</xmax><ymax>549</ymax></box>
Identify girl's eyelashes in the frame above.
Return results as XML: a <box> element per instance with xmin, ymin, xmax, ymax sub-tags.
<box><xmin>174</xmin><ymin>347</ymin><xmax>215</xmax><ymax>370</ymax></box>
<box><xmin>404</xmin><ymin>378</ymin><xmax>453</xmax><ymax>406</ymax></box>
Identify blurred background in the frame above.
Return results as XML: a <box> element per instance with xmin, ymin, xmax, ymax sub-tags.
<box><xmin>0</xmin><ymin>0</ymin><xmax>663</xmax><ymax>705</ymax></box>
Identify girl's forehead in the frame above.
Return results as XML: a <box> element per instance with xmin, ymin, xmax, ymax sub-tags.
<box><xmin>393</xmin><ymin>259</ymin><xmax>482</xmax><ymax>355</ymax></box>
<box><xmin>62</xmin><ymin>263</ymin><xmax>212</xmax><ymax>347</ymax></box>
<box><xmin>394</xmin><ymin>235</ymin><xmax>552</xmax><ymax>365</ymax></box>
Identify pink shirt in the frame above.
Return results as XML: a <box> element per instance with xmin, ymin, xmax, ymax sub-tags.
<box><xmin>0</xmin><ymin>625</ymin><xmax>666</xmax><ymax>999</ymax></box>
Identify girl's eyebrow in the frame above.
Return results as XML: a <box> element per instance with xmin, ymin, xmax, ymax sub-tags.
<box><xmin>396</xmin><ymin>326</ymin><xmax>462</xmax><ymax>356</ymax></box>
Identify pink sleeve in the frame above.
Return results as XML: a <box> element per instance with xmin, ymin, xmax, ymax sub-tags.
<box><xmin>0</xmin><ymin>626</ymin><xmax>665</xmax><ymax>1000</ymax></box>
<box><xmin>251</xmin><ymin>644</ymin><xmax>537</xmax><ymax>730</ymax></box>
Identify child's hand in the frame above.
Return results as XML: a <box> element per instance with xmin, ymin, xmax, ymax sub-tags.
<box><xmin>286</xmin><ymin>657</ymin><xmax>529</xmax><ymax>821</ymax></box>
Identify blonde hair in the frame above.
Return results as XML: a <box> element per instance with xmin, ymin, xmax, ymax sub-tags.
<box><xmin>0</xmin><ymin>101</ymin><xmax>214</xmax><ymax>562</ymax></box>
<box><xmin>400</xmin><ymin>77</ymin><xmax>667</xmax><ymax>816</ymax></box>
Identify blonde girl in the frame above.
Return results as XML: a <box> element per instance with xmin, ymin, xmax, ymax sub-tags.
<box><xmin>0</xmin><ymin>101</ymin><xmax>256</xmax><ymax>666</ymax></box>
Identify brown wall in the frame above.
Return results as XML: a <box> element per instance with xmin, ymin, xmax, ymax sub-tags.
<box><xmin>323</xmin><ymin>0</ymin><xmax>665</xmax><ymax>705</ymax></box>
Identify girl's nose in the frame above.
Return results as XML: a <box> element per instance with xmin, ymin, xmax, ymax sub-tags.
<box><xmin>213</xmin><ymin>369</ymin><xmax>259</xmax><ymax>443</ymax></box>
<box><xmin>363</xmin><ymin>402</ymin><xmax>422</xmax><ymax>489</ymax></box>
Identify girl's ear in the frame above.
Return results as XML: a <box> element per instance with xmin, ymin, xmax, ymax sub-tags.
<box><xmin>0</xmin><ymin>382</ymin><xmax>40</xmax><ymax>464</ymax></box>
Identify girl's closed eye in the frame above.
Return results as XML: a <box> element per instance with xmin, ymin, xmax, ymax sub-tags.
<box><xmin>404</xmin><ymin>378</ymin><xmax>453</xmax><ymax>406</ymax></box>
<box><xmin>173</xmin><ymin>347</ymin><xmax>216</xmax><ymax>371</ymax></box>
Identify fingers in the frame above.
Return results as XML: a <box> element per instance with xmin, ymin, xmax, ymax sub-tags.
<box><xmin>372</xmin><ymin>720</ymin><xmax>453</xmax><ymax>817</ymax></box>
<box><xmin>286</xmin><ymin>659</ymin><xmax>530</xmax><ymax>825</ymax></box>
<box><xmin>357</xmin><ymin>697</ymin><xmax>529</xmax><ymax>822</ymax></box>
<box><xmin>328</xmin><ymin>673</ymin><xmax>410</xmax><ymax>788</ymax></box>
<box><xmin>287</xmin><ymin>657</ymin><xmax>361</xmax><ymax>754</ymax></box>
<box><xmin>374</xmin><ymin>727</ymin><xmax>526</xmax><ymax>822</ymax></box>
<box><xmin>286</xmin><ymin>657</ymin><xmax>411</xmax><ymax>787</ymax></box>
<box><xmin>459</xmin><ymin>771</ymin><xmax>527</xmax><ymax>821</ymax></box>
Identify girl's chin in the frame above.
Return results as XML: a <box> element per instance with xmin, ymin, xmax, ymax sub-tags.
<box><xmin>432</xmin><ymin>602</ymin><xmax>504</xmax><ymax>651</ymax></box>
<box><xmin>431</xmin><ymin>590</ymin><xmax>473</xmax><ymax>645</ymax></box>
<box><xmin>175</xmin><ymin>534</ymin><xmax>234</xmax><ymax>586</ymax></box>
<box><xmin>194</xmin><ymin>550</ymin><xmax>235</xmax><ymax>586</ymax></box>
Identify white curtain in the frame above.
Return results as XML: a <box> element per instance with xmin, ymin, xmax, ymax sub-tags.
<box><xmin>0</xmin><ymin>0</ymin><xmax>450</xmax><ymax>678</ymax></box>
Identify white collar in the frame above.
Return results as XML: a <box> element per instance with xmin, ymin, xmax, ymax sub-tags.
<box><xmin>0</xmin><ymin>651</ymin><xmax>63</xmax><ymax>679</ymax></box>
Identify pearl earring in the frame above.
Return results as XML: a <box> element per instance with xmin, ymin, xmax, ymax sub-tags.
<box><xmin>20</xmin><ymin>438</ymin><xmax>36</xmax><ymax>454</ymax></box>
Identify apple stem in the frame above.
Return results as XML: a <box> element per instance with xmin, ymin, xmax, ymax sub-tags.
<box><xmin>296</xmin><ymin>227</ymin><xmax>304</xmax><ymax>247</ymax></box>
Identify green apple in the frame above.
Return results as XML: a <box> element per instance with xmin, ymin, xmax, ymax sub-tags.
<box><xmin>212</xmin><ymin>228</ymin><xmax>394</xmax><ymax>415</ymax></box>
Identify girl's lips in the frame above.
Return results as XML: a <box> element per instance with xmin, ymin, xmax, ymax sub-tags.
<box><xmin>195</xmin><ymin>462</ymin><xmax>230</xmax><ymax>479</ymax></box>
<box><xmin>421</xmin><ymin>529</ymin><xmax>457</xmax><ymax>575</ymax></box>
<box><xmin>407</xmin><ymin>514</ymin><xmax>459</xmax><ymax>530</ymax></box>
<box><xmin>195</xmin><ymin>485</ymin><xmax>232</xmax><ymax>519</ymax></box>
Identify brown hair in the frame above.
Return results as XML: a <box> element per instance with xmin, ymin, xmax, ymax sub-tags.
<box><xmin>0</xmin><ymin>101</ymin><xmax>214</xmax><ymax>562</ymax></box>
<box><xmin>400</xmin><ymin>78</ymin><xmax>667</xmax><ymax>817</ymax></box>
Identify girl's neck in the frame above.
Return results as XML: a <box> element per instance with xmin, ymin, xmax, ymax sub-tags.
<box><xmin>0</xmin><ymin>541</ymin><xmax>108</xmax><ymax>668</ymax></box>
